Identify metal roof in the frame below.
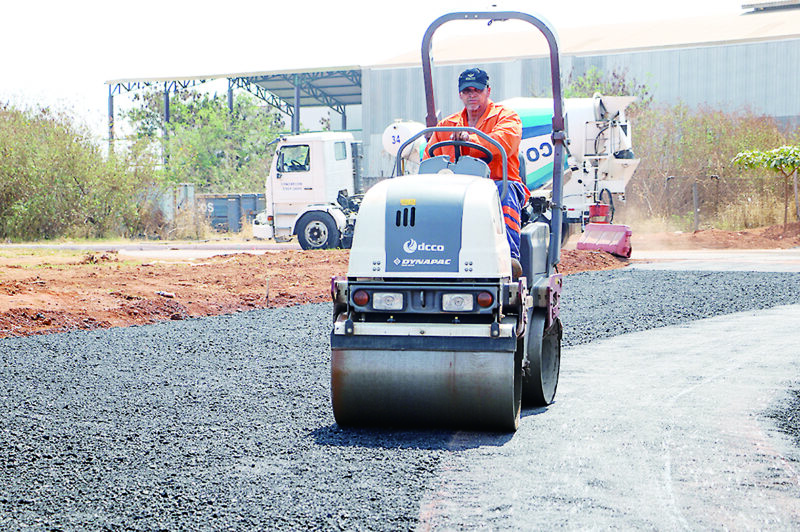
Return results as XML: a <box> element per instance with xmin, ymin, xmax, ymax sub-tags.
<box><xmin>742</xmin><ymin>1</ymin><xmax>800</xmax><ymax>11</ymax></box>
<box><xmin>106</xmin><ymin>65</ymin><xmax>362</xmax><ymax>117</ymax></box>
<box><xmin>105</xmin><ymin>9</ymin><xmax>800</xmax><ymax>126</ymax></box>
<box><xmin>376</xmin><ymin>9</ymin><xmax>800</xmax><ymax>66</ymax></box>
<box><xmin>231</xmin><ymin>69</ymin><xmax>361</xmax><ymax>115</ymax></box>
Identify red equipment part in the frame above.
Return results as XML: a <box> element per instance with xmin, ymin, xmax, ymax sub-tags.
<box><xmin>588</xmin><ymin>203</ymin><xmax>612</xmax><ymax>223</ymax></box>
<box><xmin>576</xmin><ymin>223</ymin><xmax>632</xmax><ymax>258</ymax></box>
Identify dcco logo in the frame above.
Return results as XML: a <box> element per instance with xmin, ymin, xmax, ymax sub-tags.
<box><xmin>403</xmin><ymin>238</ymin><xmax>445</xmax><ymax>253</ymax></box>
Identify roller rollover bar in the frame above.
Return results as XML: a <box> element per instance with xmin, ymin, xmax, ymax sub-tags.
<box><xmin>421</xmin><ymin>11</ymin><xmax>566</xmax><ymax>271</ymax></box>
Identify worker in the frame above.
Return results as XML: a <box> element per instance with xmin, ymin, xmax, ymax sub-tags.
<box><xmin>424</xmin><ymin>67</ymin><xmax>528</xmax><ymax>274</ymax></box>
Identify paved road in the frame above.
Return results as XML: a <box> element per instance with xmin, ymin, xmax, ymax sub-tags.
<box><xmin>418</xmin><ymin>305</ymin><xmax>800</xmax><ymax>529</ymax></box>
<box><xmin>632</xmin><ymin>248</ymin><xmax>800</xmax><ymax>272</ymax></box>
<box><xmin>2</xmin><ymin>246</ymin><xmax>799</xmax><ymax>529</ymax></box>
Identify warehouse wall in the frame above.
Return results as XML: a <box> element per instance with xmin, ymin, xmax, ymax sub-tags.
<box><xmin>363</xmin><ymin>38</ymin><xmax>800</xmax><ymax>177</ymax></box>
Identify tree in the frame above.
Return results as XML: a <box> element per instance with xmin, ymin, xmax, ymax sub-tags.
<box><xmin>533</xmin><ymin>66</ymin><xmax>652</xmax><ymax>112</ymax></box>
<box><xmin>562</xmin><ymin>66</ymin><xmax>653</xmax><ymax>111</ymax></box>
<box><xmin>126</xmin><ymin>91</ymin><xmax>285</xmax><ymax>192</ymax></box>
<box><xmin>732</xmin><ymin>145</ymin><xmax>800</xmax><ymax>228</ymax></box>
<box><xmin>0</xmin><ymin>104</ymin><xmax>162</xmax><ymax>240</ymax></box>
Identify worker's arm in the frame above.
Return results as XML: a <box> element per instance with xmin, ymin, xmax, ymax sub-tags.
<box><xmin>423</xmin><ymin>117</ymin><xmax>467</xmax><ymax>161</ymax></box>
<box><xmin>463</xmin><ymin>108</ymin><xmax>522</xmax><ymax>163</ymax></box>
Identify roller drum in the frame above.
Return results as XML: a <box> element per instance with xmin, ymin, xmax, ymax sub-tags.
<box><xmin>332</xmin><ymin>348</ymin><xmax>521</xmax><ymax>432</ymax></box>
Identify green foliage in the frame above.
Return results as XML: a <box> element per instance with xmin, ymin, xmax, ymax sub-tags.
<box><xmin>733</xmin><ymin>145</ymin><xmax>800</xmax><ymax>226</ymax></box>
<box><xmin>0</xmin><ymin>104</ymin><xmax>163</xmax><ymax>240</ymax></box>
<box><xmin>126</xmin><ymin>91</ymin><xmax>285</xmax><ymax>192</ymax></box>
<box><xmin>562</xmin><ymin>66</ymin><xmax>653</xmax><ymax>110</ymax></box>
<box><xmin>733</xmin><ymin>145</ymin><xmax>800</xmax><ymax>176</ymax></box>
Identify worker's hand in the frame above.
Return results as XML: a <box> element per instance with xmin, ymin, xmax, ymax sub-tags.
<box><xmin>451</xmin><ymin>131</ymin><xmax>470</xmax><ymax>142</ymax></box>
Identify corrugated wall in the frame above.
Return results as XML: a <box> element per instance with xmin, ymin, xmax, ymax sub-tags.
<box><xmin>364</xmin><ymin>38</ymin><xmax>800</xmax><ymax>177</ymax></box>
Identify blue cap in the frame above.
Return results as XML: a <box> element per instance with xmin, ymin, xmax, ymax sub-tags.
<box><xmin>458</xmin><ymin>68</ymin><xmax>489</xmax><ymax>92</ymax></box>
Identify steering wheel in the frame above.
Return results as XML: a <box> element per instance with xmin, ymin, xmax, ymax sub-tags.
<box><xmin>427</xmin><ymin>140</ymin><xmax>493</xmax><ymax>163</ymax></box>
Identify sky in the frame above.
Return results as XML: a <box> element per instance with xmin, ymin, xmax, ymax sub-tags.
<box><xmin>1</xmin><ymin>0</ymin><xmax>746</xmax><ymax>139</ymax></box>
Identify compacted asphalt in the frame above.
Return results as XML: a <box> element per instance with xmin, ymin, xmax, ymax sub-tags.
<box><xmin>1</xmin><ymin>268</ymin><xmax>800</xmax><ymax>529</ymax></box>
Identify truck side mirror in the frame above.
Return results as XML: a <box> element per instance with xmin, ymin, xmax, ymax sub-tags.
<box><xmin>276</xmin><ymin>151</ymin><xmax>284</xmax><ymax>179</ymax></box>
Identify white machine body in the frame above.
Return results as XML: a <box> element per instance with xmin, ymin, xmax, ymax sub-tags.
<box><xmin>347</xmin><ymin>173</ymin><xmax>511</xmax><ymax>279</ymax></box>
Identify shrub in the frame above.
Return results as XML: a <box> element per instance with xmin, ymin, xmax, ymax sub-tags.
<box><xmin>0</xmin><ymin>104</ymin><xmax>163</xmax><ymax>240</ymax></box>
<box><xmin>622</xmin><ymin>105</ymin><xmax>790</xmax><ymax>230</ymax></box>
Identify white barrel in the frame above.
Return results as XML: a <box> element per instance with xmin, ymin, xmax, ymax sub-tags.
<box><xmin>382</xmin><ymin>120</ymin><xmax>425</xmax><ymax>159</ymax></box>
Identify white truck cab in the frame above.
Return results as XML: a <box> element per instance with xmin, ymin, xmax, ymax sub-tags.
<box><xmin>253</xmin><ymin>131</ymin><xmax>360</xmax><ymax>249</ymax></box>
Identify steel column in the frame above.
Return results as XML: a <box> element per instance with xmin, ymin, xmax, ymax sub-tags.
<box><xmin>107</xmin><ymin>86</ymin><xmax>114</xmax><ymax>151</ymax></box>
<box><xmin>292</xmin><ymin>74</ymin><xmax>301</xmax><ymax>133</ymax></box>
<box><xmin>163</xmin><ymin>83</ymin><xmax>170</xmax><ymax>124</ymax></box>
<box><xmin>227</xmin><ymin>79</ymin><xmax>234</xmax><ymax>112</ymax></box>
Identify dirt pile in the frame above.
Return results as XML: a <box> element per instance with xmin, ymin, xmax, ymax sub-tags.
<box><xmin>0</xmin><ymin>248</ymin><xmax>623</xmax><ymax>339</ymax></box>
<box><xmin>2</xmin><ymin>222</ymin><xmax>797</xmax><ymax>339</ymax></box>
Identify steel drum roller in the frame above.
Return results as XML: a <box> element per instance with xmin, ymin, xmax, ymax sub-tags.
<box><xmin>332</xmin><ymin>348</ymin><xmax>521</xmax><ymax>431</ymax></box>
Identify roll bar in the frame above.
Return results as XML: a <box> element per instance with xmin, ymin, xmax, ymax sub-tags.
<box><xmin>420</xmin><ymin>11</ymin><xmax>566</xmax><ymax>269</ymax></box>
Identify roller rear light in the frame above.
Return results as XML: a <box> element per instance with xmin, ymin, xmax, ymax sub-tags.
<box><xmin>372</xmin><ymin>292</ymin><xmax>404</xmax><ymax>311</ymax></box>
<box><xmin>477</xmin><ymin>291</ymin><xmax>494</xmax><ymax>308</ymax></box>
<box><xmin>442</xmin><ymin>293</ymin><xmax>474</xmax><ymax>312</ymax></box>
<box><xmin>352</xmin><ymin>289</ymin><xmax>369</xmax><ymax>306</ymax></box>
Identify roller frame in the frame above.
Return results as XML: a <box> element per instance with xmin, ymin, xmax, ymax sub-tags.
<box><xmin>330</xmin><ymin>9</ymin><xmax>566</xmax><ymax>432</ymax></box>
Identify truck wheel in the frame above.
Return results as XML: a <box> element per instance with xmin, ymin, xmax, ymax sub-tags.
<box><xmin>297</xmin><ymin>212</ymin><xmax>340</xmax><ymax>250</ymax></box>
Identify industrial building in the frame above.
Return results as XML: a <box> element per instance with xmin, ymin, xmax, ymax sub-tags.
<box><xmin>107</xmin><ymin>1</ymin><xmax>800</xmax><ymax>180</ymax></box>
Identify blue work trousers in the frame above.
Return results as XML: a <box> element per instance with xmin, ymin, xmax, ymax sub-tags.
<box><xmin>496</xmin><ymin>180</ymin><xmax>527</xmax><ymax>260</ymax></box>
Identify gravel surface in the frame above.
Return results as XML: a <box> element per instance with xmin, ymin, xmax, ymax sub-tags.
<box><xmin>2</xmin><ymin>269</ymin><xmax>800</xmax><ymax>530</ymax></box>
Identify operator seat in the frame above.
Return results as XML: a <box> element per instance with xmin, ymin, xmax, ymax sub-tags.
<box><xmin>418</xmin><ymin>155</ymin><xmax>490</xmax><ymax>179</ymax></box>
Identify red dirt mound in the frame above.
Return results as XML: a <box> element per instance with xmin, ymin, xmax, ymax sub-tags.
<box><xmin>0</xmin><ymin>248</ymin><xmax>623</xmax><ymax>339</ymax></box>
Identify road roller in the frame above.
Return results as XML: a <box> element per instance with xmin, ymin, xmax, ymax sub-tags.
<box><xmin>330</xmin><ymin>11</ymin><xmax>567</xmax><ymax>431</ymax></box>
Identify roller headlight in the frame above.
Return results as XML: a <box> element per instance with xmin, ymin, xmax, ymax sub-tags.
<box><xmin>442</xmin><ymin>293</ymin><xmax>474</xmax><ymax>312</ymax></box>
<box><xmin>372</xmin><ymin>292</ymin><xmax>404</xmax><ymax>311</ymax></box>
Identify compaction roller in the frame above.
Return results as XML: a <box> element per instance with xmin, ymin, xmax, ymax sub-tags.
<box><xmin>330</xmin><ymin>11</ymin><xmax>567</xmax><ymax>431</ymax></box>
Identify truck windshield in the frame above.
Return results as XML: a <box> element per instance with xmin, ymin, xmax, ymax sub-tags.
<box><xmin>278</xmin><ymin>145</ymin><xmax>310</xmax><ymax>172</ymax></box>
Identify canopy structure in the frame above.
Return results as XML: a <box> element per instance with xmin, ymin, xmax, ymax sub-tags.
<box><xmin>106</xmin><ymin>66</ymin><xmax>362</xmax><ymax>141</ymax></box>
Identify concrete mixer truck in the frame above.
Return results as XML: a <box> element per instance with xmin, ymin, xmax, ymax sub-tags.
<box><xmin>385</xmin><ymin>95</ymin><xmax>640</xmax><ymax>257</ymax></box>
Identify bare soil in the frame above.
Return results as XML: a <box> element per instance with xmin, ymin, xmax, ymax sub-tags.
<box><xmin>1</xmin><ymin>222</ymin><xmax>797</xmax><ymax>339</ymax></box>
<box><xmin>630</xmin><ymin>221</ymin><xmax>800</xmax><ymax>250</ymax></box>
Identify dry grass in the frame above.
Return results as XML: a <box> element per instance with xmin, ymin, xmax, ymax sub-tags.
<box><xmin>167</xmin><ymin>208</ymin><xmax>216</xmax><ymax>240</ymax></box>
<box><xmin>716</xmin><ymin>195</ymin><xmax>791</xmax><ymax>230</ymax></box>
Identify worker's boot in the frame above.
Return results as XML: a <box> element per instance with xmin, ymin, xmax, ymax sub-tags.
<box><xmin>511</xmin><ymin>258</ymin><xmax>523</xmax><ymax>281</ymax></box>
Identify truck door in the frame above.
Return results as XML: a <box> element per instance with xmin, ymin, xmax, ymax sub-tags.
<box><xmin>320</xmin><ymin>140</ymin><xmax>354</xmax><ymax>204</ymax></box>
<box><xmin>270</xmin><ymin>143</ymin><xmax>314</xmax><ymax>237</ymax></box>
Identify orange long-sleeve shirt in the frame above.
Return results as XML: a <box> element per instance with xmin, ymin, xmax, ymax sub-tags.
<box><xmin>423</xmin><ymin>99</ymin><xmax>523</xmax><ymax>184</ymax></box>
